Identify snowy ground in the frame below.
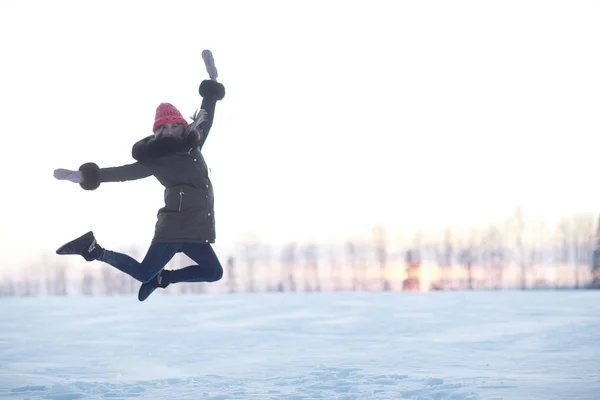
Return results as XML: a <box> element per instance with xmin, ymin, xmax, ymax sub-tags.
<box><xmin>0</xmin><ymin>291</ymin><xmax>599</xmax><ymax>400</ymax></box>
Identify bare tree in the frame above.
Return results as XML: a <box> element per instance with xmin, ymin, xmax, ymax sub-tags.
<box><xmin>434</xmin><ymin>228</ymin><xmax>454</xmax><ymax>290</ymax></box>
<box><xmin>528</xmin><ymin>221</ymin><xmax>546</xmax><ymax>289</ymax></box>
<box><xmin>571</xmin><ymin>213</ymin><xmax>595</xmax><ymax>289</ymax></box>
<box><xmin>244</xmin><ymin>242</ymin><xmax>259</xmax><ymax>293</ymax></box>
<box><xmin>261</xmin><ymin>245</ymin><xmax>277</xmax><ymax>292</ymax></box>
<box><xmin>22</xmin><ymin>265</ymin><xmax>41</xmax><ymax>296</ymax></box>
<box><xmin>42</xmin><ymin>253</ymin><xmax>56</xmax><ymax>296</ymax></box>
<box><xmin>279</xmin><ymin>243</ymin><xmax>297</xmax><ymax>292</ymax></box>
<box><xmin>328</xmin><ymin>246</ymin><xmax>343</xmax><ymax>291</ymax></box>
<box><xmin>303</xmin><ymin>243</ymin><xmax>320</xmax><ymax>292</ymax></box>
<box><xmin>101</xmin><ymin>267</ymin><xmax>117</xmax><ymax>295</ymax></box>
<box><xmin>557</xmin><ymin>214</ymin><xmax>593</xmax><ymax>289</ymax></box>
<box><xmin>115</xmin><ymin>273</ymin><xmax>130</xmax><ymax>295</ymax></box>
<box><xmin>40</xmin><ymin>253</ymin><xmax>69</xmax><ymax>296</ymax></box>
<box><xmin>557</xmin><ymin>217</ymin><xmax>571</xmax><ymax>289</ymax></box>
<box><xmin>458</xmin><ymin>231</ymin><xmax>476</xmax><ymax>290</ymax></box>
<box><xmin>226</xmin><ymin>256</ymin><xmax>237</xmax><ymax>293</ymax></box>
<box><xmin>403</xmin><ymin>249</ymin><xmax>421</xmax><ymax>291</ymax></box>
<box><xmin>373</xmin><ymin>226</ymin><xmax>390</xmax><ymax>291</ymax></box>
<box><xmin>591</xmin><ymin>215</ymin><xmax>600</xmax><ymax>289</ymax></box>
<box><xmin>483</xmin><ymin>224</ymin><xmax>505</xmax><ymax>290</ymax></box>
<box><xmin>54</xmin><ymin>264</ymin><xmax>68</xmax><ymax>296</ymax></box>
<box><xmin>20</xmin><ymin>277</ymin><xmax>34</xmax><ymax>297</ymax></box>
<box><xmin>0</xmin><ymin>277</ymin><xmax>16</xmax><ymax>297</ymax></box>
<box><xmin>346</xmin><ymin>241</ymin><xmax>359</xmax><ymax>291</ymax></box>
<box><xmin>357</xmin><ymin>243</ymin><xmax>369</xmax><ymax>290</ymax></box>
<box><xmin>81</xmin><ymin>270</ymin><xmax>95</xmax><ymax>296</ymax></box>
<box><xmin>511</xmin><ymin>206</ymin><xmax>527</xmax><ymax>290</ymax></box>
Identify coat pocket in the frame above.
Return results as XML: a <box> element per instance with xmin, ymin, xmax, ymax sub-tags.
<box><xmin>163</xmin><ymin>185</ymin><xmax>206</xmax><ymax>213</ymax></box>
<box><xmin>178</xmin><ymin>188</ymin><xmax>184</xmax><ymax>212</ymax></box>
<box><xmin>164</xmin><ymin>186</ymin><xmax>187</xmax><ymax>212</ymax></box>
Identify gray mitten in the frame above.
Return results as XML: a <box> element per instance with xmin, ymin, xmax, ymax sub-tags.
<box><xmin>54</xmin><ymin>168</ymin><xmax>82</xmax><ymax>183</ymax></box>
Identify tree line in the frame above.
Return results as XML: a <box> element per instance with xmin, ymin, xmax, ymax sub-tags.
<box><xmin>1</xmin><ymin>207</ymin><xmax>599</xmax><ymax>297</ymax></box>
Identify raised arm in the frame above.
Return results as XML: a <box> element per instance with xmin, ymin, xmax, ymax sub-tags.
<box><xmin>78</xmin><ymin>162</ymin><xmax>153</xmax><ymax>190</ymax></box>
<box><xmin>195</xmin><ymin>80</ymin><xmax>225</xmax><ymax>150</ymax></box>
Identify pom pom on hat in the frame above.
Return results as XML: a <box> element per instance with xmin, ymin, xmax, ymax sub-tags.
<box><xmin>153</xmin><ymin>103</ymin><xmax>187</xmax><ymax>133</ymax></box>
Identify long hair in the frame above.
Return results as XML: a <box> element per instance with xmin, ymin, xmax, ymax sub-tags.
<box><xmin>186</xmin><ymin>108</ymin><xmax>208</xmax><ymax>137</ymax></box>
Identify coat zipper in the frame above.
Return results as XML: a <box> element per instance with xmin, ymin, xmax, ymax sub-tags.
<box><xmin>178</xmin><ymin>188</ymin><xmax>184</xmax><ymax>212</ymax></box>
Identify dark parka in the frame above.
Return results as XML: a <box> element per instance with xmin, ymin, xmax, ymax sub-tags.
<box><xmin>78</xmin><ymin>80</ymin><xmax>225</xmax><ymax>244</ymax></box>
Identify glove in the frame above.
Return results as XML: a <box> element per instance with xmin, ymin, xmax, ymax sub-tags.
<box><xmin>54</xmin><ymin>168</ymin><xmax>82</xmax><ymax>183</ymax></box>
<box><xmin>202</xmin><ymin>49</ymin><xmax>218</xmax><ymax>81</ymax></box>
<box><xmin>199</xmin><ymin>80</ymin><xmax>225</xmax><ymax>100</ymax></box>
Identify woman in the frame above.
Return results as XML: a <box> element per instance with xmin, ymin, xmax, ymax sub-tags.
<box><xmin>54</xmin><ymin>78</ymin><xmax>226</xmax><ymax>301</ymax></box>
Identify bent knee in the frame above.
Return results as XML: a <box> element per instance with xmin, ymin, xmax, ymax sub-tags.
<box><xmin>212</xmin><ymin>266</ymin><xmax>224</xmax><ymax>282</ymax></box>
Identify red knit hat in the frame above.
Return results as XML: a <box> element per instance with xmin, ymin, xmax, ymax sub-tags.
<box><xmin>153</xmin><ymin>103</ymin><xmax>187</xmax><ymax>132</ymax></box>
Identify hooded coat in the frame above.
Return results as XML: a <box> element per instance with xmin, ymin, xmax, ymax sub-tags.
<box><xmin>77</xmin><ymin>80</ymin><xmax>225</xmax><ymax>244</ymax></box>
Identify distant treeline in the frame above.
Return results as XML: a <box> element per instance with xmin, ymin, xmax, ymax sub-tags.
<box><xmin>2</xmin><ymin>208</ymin><xmax>600</xmax><ymax>297</ymax></box>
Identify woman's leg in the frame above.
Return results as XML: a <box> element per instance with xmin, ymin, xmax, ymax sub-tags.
<box><xmin>168</xmin><ymin>243</ymin><xmax>224</xmax><ymax>284</ymax></box>
<box><xmin>99</xmin><ymin>242</ymin><xmax>181</xmax><ymax>283</ymax></box>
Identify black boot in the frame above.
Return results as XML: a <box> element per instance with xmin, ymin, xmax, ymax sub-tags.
<box><xmin>56</xmin><ymin>231</ymin><xmax>103</xmax><ymax>261</ymax></box>
<box><xmin>138</xmin><ymin>269</ymin><xmax>171</xmax><ymax>302</ymax></box>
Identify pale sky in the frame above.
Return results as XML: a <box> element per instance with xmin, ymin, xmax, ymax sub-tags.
<box><xmin>1</xmin><ymin>0</ymin><xmax>599</xmax><ymax>272</ymax></box>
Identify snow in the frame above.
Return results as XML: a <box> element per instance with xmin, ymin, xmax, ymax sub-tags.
<box><xmin>1</xmin><ymin>291</ymin><xmax>599</xmax><ymax>399</ymax></box>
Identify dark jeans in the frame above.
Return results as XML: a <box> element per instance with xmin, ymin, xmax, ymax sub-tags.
<box><xmin>98</xmin><ymin>242</ymin><xmax>223</xmax><ymax>284</ymax></box>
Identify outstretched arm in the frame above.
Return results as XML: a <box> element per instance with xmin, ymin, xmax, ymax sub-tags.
<box><xmin>95</xmin><ymin>162</ymin><xmax>153</xmax><ymax>183</ymax></box>
<box><xmin>54</xmin><ymin>162</ymin><xmax>153</xmax><ymax>190</ymax></box>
